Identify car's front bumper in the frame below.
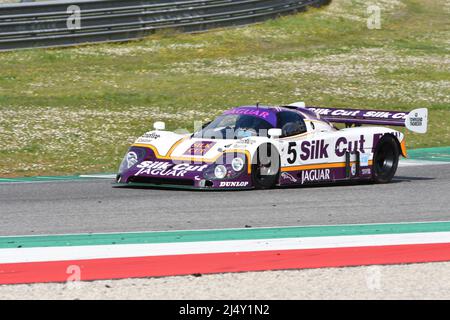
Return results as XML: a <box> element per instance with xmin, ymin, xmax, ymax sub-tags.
<box><xmin>116</xmin><ymin>146</ymin><xmax>253</xmax><ymax>190</ymax></box>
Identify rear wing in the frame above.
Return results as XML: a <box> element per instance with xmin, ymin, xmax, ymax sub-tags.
<box><xmin>289</xmin><ymin>103</ymin><xmax>428</xmax><ymax>134</ymax></box>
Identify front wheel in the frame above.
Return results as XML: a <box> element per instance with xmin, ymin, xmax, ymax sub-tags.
<box><xmin>251</xmin><ymin>144</ymin><xmax>280</xmax><ymax>189</ymax></box>
<box><xmin>372</xmin><ymin>134</ymin><xmax>400</xmax><ymax>183</ymax></box>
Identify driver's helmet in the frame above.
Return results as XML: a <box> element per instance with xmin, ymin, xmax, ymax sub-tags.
<box><xmin>235</xmin><ymin>116</ymin><xmax>258</xmax><ymax>139</ymax></box>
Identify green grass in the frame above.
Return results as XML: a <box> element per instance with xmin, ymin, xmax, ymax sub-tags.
<box><xmin>0</xmin><ymin>0</ymin><xmax>449</xmax><ymax>177</ymax></box>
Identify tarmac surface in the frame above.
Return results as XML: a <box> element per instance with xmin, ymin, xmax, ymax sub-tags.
<box><xmin>1</xmin><ymin>163</ymin><xmax>449</xmax><ymax>236</ymax></box>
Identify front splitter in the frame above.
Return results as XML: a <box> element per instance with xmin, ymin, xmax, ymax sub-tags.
<box><xmin>113</xmin><ymin>182</ymin><xmax>253</xmax><ymax>191</ymax></box>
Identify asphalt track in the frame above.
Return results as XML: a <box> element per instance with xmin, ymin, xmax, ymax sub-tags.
<box><xmin>0</xmin><ymin>164</ymin><xmax>449</xmax><ymax>236</ymax></box>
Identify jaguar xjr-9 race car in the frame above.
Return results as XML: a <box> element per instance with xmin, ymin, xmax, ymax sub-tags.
<box><xmin>116</xmin><ymin>102</ymin><xmax>428</xmax><ymax>190</ymax></box>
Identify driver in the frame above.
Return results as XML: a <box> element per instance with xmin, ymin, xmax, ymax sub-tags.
<box><xmin>235</xmin><ymin>116</ymin><xmax>258</xmax><ymax>138</ymax></box>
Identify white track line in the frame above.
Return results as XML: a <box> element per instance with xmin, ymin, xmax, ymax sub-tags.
<box><xmin>4</xmin><ymin>220</ymin><xmax>450</xmax><ymax>239</ymax></box>
<box><xmin>398</xmin><ymin>159</ymin><xmax>450</xmax><ymax>167</ymax></box>
<box><xmin>79</xmin><ymin>174</ymin><xmax>116</xmax><ymax>179</ymax></box>
<box><xmin>2</xmin><ymin>231</ymin><xmax>450</xmax><ymax>264</ymax></box>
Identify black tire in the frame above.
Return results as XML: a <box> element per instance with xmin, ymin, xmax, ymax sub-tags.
<box><xmin>372</xmin><ymin>134</ymin><xmax>400</xmax><ymax>183</ymax></box>
<box><xmin>251</xmin><ymin>144</ymin><xmax>280</xmax><ymax>189</ymax></box>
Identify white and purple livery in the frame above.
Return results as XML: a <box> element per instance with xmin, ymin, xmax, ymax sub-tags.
<box><xmin>116</xmin><ymin>102</ymin><xmax>428</xmax><ymax>190</ymax></box>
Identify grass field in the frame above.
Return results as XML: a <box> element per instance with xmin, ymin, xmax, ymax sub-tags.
<box><xmin>0</xmin><ymin>0</ymin><xmax>449</xmax><ymax>177</ymax></box>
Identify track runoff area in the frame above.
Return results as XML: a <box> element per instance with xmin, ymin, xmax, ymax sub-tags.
<box><xmin>0</xmin><ymin>147</ymin><xmax>449</xmax><ymax>285</ymax></box>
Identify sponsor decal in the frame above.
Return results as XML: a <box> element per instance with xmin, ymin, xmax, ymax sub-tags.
<box><xmin>241</xmin><ymin>138</ymin><xmax>257</xmax><ymax>145</ymax></box>
<box><xmin>301</xmin><ymin>169</ymin><xmax>331</xmax><ymax>184</ymax></box>
<box><xmin>232</xmin><ymin>138</ymin><xmax>256</xmax><ymax>149</ymax></box>
<box><xmin>286</xmin><ymin>140</ymin><xmax>329</xmax><ymax>164</ymax></box>
<box><xmin>184</xmin><ymin>141</ymin><xmax>216</xmax><ymax>156</ymax></box>
<box><xmin>408</xmin><ymin>112</ymin><xmax>423</xmax><ymax>127</ymax></box>
<box><xmin>308</xmin><ymin>108</ymin><xmax>407</xmax><ymax>120</ymax></box>
<box><xmin>135</xmin><ymin>161</ymin><xmax>208</xmax><ymax>177</ymax></box>
<box><xmin>335</xmin><ymin>135</ymin><xmax>366</xmax><ymax>157</ymax></box>
<box><xmin>136</xmin><ymin>132</ymin><xmax>161</xmax><ymax>143</ymax></box>
<box><xmin>351</xmin><ymin>163</ymin><xmax>356</xmax><ymax>176</ymax></box>
<box><xmin>231</xmin><ymin>143</ymin><xmax>248</xmax><ymax>149</ymax></box>
<box><xmin>219</xmin><ymin>181</ymin><xmax>249</xmax><ymax>187</ymax></box>
<box><xmin>222</xmin><ymin>108</ymin><xmax>277</xmax><ymax>126</ymax></box>
<box><xmin>281</xmin><ymin>172</ymin><xmax>298</xmax><ymax>183</ymax></box>
<box><xmin>143</xmin><ymin>132</ymin><xmax>161</xmax><ymax>139</ymax></box>
<box><xmin>286</xmin><ymin>136</ymin><xmax>366</xmax><ymax>164</ymax></box>
<box><xmin>360</xmin><ymin>153</ymin><xmax>370</xmax><ymax>167</ymax></box>
<box><xmin>312</xmin><ymin>109</ymin><xmax>360</xmax><ymax>117</ymax></box>
<box><xmin>224</xmin><ymin>108</ymin><xmax>270</xmax><ymax>119</ymax></box>
<box><xmin>362</xmin><ymin>111</ymin><xmax>406</xmax><ymax>119</ymax></box>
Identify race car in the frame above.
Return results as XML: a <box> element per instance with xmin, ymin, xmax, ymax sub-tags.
<box><xmin>115</xmin><ymin>102</ymin><xmax>428</xmax><ymax>190</ymax></box>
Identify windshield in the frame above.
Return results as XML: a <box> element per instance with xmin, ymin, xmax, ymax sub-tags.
<box><xmin>193</xmin><ymin>114</ymin><xmax>273</xmax><ymax>139</ymax></box>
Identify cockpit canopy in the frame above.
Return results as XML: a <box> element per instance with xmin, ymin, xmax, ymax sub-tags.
<box><xmin>193</xmin><ymin>114</ymin><xmax>273</xmax><ymax>139</ymax></box>
<box><xmin>193</xmin><ymin>105</ymin><xmax>312</xmax><ymax>139</ymax></box>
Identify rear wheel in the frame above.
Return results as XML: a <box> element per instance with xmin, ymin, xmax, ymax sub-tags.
<box><xmin>251</xmin><ymin>144</ymin><xmax>280</xmax><ymax>189</ymax></box>
<box><xmin>372</xmin><ymin>135</ymin><xmax>400</xmax><ymax>183</ymax></box>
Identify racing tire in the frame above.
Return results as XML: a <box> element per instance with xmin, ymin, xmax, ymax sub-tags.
<box><xmin>372</xmin><ymin>134</ymin><xmax>400</xmax><ymax>184</ymax></box>
<box><xmin>251</xmin><ymin>144</ymin><xmax>280</xmax><ymax>189</ymax></box>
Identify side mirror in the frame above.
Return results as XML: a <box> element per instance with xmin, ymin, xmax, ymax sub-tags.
<box><xmin>268</xmin><ymin>128</ymin><xmax>282</xmax><ymax>139</ymax></box>
<box><xmin>153</xmin><ymin>121</ymin><xmax>165</xmax><ymax>131</ymax></box>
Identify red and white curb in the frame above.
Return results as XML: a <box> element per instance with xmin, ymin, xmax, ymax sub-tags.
<box><xmin>2</xmin><ymin>222</ymin><xmax>450</xmax><ymax>284</ymax></box>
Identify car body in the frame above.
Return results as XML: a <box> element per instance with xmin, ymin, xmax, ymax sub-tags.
<box><xmin>115</xmin><ymin>102</ymin><xmax>428</xmax><ymax>190</ymax></box>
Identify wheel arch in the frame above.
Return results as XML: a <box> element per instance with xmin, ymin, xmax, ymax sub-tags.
<box><xmin>383</xmin><ymin>133</ymin><xmax>406</xmax><ymax>158</ymax></box>
<box><xmin>251</xmin><ymin>142</ymin><xmax>282</xmax><ymax>189</ymax></box>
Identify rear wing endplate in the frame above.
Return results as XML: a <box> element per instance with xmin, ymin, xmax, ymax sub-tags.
<box><xmin>289</xmin><ymin>103</ymin><xmax>428</xmax><ymax>134</ymax></box>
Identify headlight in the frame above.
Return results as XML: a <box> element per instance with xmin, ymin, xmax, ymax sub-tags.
<box><xmin>231</xmin><ymin>157</ymin><xmax>244</xmax><ymax>172</ymax></box>
<box><xmin>214</xmin><ymin>165</ymin><xmax>227</xmax><ymax>179</ymax></box>
<box><xmin>118</xmin><ymin>151</ymin><xmax>139</xmax><ymax>173</ymax></box>
<box><xmin>125</xmin><ymin>151</ymin><xmax>138</xmax><ymax>168</ymax></box>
